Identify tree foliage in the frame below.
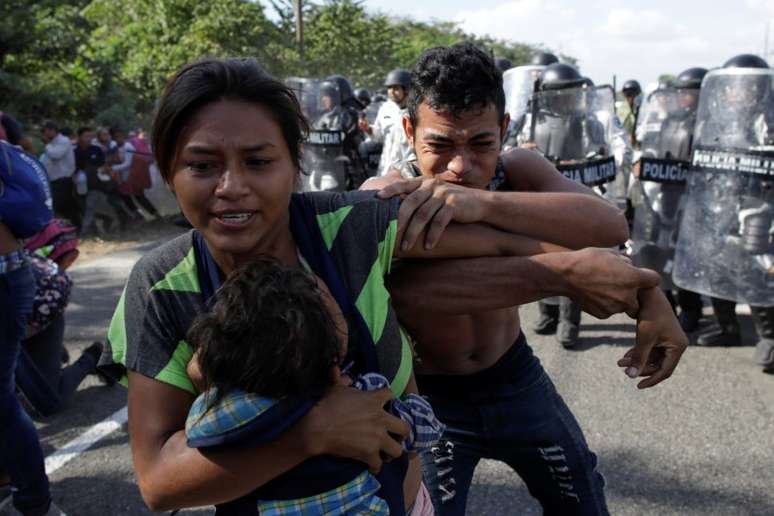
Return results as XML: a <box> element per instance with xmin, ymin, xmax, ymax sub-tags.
<box><xmin>0</xmin><ymin>0</ymin><xmax>570</xmax><ymax>130</ymax></box>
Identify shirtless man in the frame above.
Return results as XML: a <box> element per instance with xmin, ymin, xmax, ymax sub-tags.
<box><xmin>365</xmin><ymin>43</ymin><xmax>687</xmax><ymax>515</ymax></box>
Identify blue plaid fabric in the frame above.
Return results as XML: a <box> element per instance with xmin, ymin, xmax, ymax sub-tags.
<box><xmin>353</xmin><ymin>373</ymin><xmax>445</xmax><ymax>453</ymax></box>
<box><xmin>186</xmin><ymin>388</ymin><xmax>276</xmax><ymax>443</ymax></box>
<box><xmin>256</xmin><ymin>470</ymin><xmax>388</xmax><ymax>516</ymax></box>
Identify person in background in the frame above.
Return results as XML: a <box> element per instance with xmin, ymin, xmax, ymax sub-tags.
<box><xmin>41</xmin><ymin>120</ymin><xmax>80</xmax><ymax>229</ymax></box>
<box><xmin>0</xmin><ymin>111</ymin><xmax>35</xmax><ymax>153</ymax></box>
<box><xmin>75</xmin><ymin>127</ymin><xmax>128</xmax><ymax>234</ymax></box>
<box><xmin>110</xmin><ymin>127</ymin><xmax>161</xmax><ymax>221</ymax></box>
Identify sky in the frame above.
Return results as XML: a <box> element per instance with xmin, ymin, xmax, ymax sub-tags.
<box><xmin>271</xmin><ymin>0</ymin><xmax>774</xmax><ymax>90</ymax></box>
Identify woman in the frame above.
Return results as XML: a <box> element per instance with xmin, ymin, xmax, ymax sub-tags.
<box><xmin>98</xmin><ymin>58</ymin><xmax>558</xmax><ymax>513</ymax></box>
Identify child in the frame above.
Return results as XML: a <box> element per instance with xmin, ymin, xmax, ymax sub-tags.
<box><xmin>185</xmin><ymin>257</ymin><xmax>443</xmax><ymax>515</ymax></box>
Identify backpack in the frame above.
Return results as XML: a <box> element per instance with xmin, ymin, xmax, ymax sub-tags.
<box><xmin>0</xmin><ymin>141</ymin><xmax>52</xmax><ymax>238</ymax></box>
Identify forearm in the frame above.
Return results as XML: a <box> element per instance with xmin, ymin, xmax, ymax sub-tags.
<box><xmin>397</xmin><ymin>221</ymin><xmax>567</xmax><ymax>260</ymax></box>
<box><xmin>479</xmin><ymin>190</ymin><xmax>629</xmax><ymax>248</ymax></box>
<box><xmin>135</xmin><ymin>424</ymin><xmax>308</xmax><ymax>511</ymax></box>
<box><xmin>388</xmin><ymin>253</ymin><xmax>572</xmax><ymax>314</ymax></box>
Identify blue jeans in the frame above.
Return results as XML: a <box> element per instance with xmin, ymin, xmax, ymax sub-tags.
<box><xmin>0</xmin><ymin>263</ymin><xmax>51</xmax><ymax>515</ymax></box>
<box><xmin>417</xmin><ymin>334</ymin><xmax>608</xmax><ymax>516</ymax></box>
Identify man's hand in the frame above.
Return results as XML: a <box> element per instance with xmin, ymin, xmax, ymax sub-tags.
<box><xmin>562</xmin><ymin>248</ymin><xmax>661</xmax><ymax>318</ymax></box>
<box><xmin>377</xmin><ymin>177</ymin><xmax>486</xmax><ymax>251</ymax></box>
<box><xmin>617</xmin><ymin>286</ymin><xmax>688</xmax><ymax>389</ymax></box>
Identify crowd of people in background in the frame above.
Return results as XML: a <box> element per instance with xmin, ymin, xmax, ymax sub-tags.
<box><xmin>3</xmin><ymin>113</ymin><xmax>164</xmax><ymax>238</ymax></box>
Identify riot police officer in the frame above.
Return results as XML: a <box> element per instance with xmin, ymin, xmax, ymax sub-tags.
<box><xmin>525</xmin><ymin>64</ymin><xmax>615</xmax><ymax>347</ymax></box>
<box><xmin>630</xmin><ymin>67</ymin><xmax>708</xmax><ymax>332</ymax></box>
<box><xmin>617</xmin><ymin>79</ymin><xmax>642</xmax><ymax>146</ymax></box>
<box><xmin>359</xmin><ymin>69</ymin><xmax>413</xmax><ymax>175</ymax></box>
<box><xmin>672</xmin><ymin>54</ymin><xmax>774</xmax><ymax>373</ymax></box>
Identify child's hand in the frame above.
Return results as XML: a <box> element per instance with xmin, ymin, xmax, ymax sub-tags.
<box><xmin>186</xmin><ymin>350</ymin><xmax>205</xmax><ymax>393</ymax></box>
<box><xmin>618</xmin><ymin>286</ymin><xmax>688</xmax><ymax>389</ymax></box>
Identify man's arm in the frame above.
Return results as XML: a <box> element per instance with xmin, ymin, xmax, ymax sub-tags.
<box><xmin>387</xmin><ymin>248</ymin><xmax>659</xmax><ymax>318</ymax></box>
<box><xmin>375</xmin><ymin>153</ymin><xmax>629</xmax><ymax>251</ymax></box>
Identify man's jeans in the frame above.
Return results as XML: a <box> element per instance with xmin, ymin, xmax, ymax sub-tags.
<box><xmin>418</xmin><ymin>333</ymin><xmax>608</xmax><ymax>516</ymax></box>
<box><xmin>0</xmin><ymin>263</ymin><xmax>52</xmax><ymax>515</ymax></box>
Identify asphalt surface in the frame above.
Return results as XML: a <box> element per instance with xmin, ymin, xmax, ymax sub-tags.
<box><xmin>3</xmin><ymin>239</ymin><xmax>773</xmax><ymax>516</ymax></box>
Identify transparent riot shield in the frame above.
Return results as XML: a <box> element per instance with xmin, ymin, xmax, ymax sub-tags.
<box><xmin>503</xmin><ymin>65</ymin><xmax>544</xmax><ymax>137</ymax></box>
<box><xmin>529</xmin><ymin>85</ymin><xmax>617</xmax><ymax>188</ymax></box>
<box><xmin>629</xmin><ymin>87</ymin><xmax>699</xmax><ymax>287</ymax></box>
<box><xmin>672</xmin><ymin>69</ymin><xmax>774</xmax><ymax>305</ymax></box>
<box><xmin>287</xmin><ymin>78</ymin><xmax>353</xmax><ymax>192</ymax></box>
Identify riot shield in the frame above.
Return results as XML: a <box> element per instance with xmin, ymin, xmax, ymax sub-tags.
<box><xmin>629</xmin><ymin>87</ymin><xmax>699</xmax><ymax>287</ymax></box>
<box><xmin>672</xmin><ymin>68</ymin><xmax>774</xmax><ymax>305</ymax></box>
<box><xmin>529</xmin><ymin>85</ymin><xmax>617</xmax><ymax>187</ymax></box>
<box><xmin>503</xmin><ymin>65</ymin><xmax>544</xmax><ymax>135</ymax></box>
<box><xmin>287</xmin><ymin>78</ymin><xmax>353</xmax><ymax>192</ymax></box>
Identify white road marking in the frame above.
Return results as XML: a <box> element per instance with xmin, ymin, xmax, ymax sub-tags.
<box><xmin>44</xmin><ymin>406</ymin><xmax>128</xmax><ymax>475</ymax></box>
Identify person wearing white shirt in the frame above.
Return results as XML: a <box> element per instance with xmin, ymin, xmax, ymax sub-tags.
<box><xmin>41</xmin><ymin>120</ymin><xmax>80</xmax><ymax>228</ymax></box>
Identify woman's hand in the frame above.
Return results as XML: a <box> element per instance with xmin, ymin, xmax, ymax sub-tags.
<box><xmin>296</xmin><ymin>384</ymin><xmax>410</xmax><ymax>474</ymax></box>
<box><xmin>618</xmin><ymin>286</ymin><xmax>688</xmax><ymax>389</ymax></box>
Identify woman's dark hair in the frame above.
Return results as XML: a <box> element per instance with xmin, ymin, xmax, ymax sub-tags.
<box><xmin>408</xmin><ymin>42</ymin><xmax>506</xmax><ymax>127</ymax></box>
<box><xmin>151</xmin><ymin>58</ymin><xmax>309</xmax><ymax>183</ymax></box>
<box><xmin>187</xmin><ymin>257</ymin><xmax>342</xmax><ymax>401</ymax></box>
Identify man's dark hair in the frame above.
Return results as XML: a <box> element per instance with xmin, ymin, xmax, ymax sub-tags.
<box><xmin>187</xmin><ymin>258</ymin><xmax>342</xmax><ymax>401</ymax></box>
<box><xmin>152</xmin><ymin>58</ymin><xmax>309</xmax><ymax>183</ymax></box>
<box><xmin>77</xmin><ymin>127</ymin><xmax>92</xmax><ymax>137</ymax></box>
<box><xmin>41</xmin><ymin>120</ymin><xmax>58</xmax><ymax>132</ymax></box>
<box><xmin>408</xmin><ymin>42</ymin><xmax>506</xmax><ymax>127</ymax></box>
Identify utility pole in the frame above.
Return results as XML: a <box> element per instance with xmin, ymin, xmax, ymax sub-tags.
<box><xmin>294</xmin><ymin>0</ymin><xmax>304</xmax><ymax>61</ymax></box>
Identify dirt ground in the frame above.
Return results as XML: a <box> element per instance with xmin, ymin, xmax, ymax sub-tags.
<box><xmin>76</xmin><ymin>216</ymin><xmax>187</xmax><ymax>263</ymax></box>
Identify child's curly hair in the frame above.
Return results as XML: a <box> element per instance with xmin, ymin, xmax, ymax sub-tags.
<box><xmin>187</xmin><ymin>257</ymin><xmax>343</xmax><ymax>400</ymax></box>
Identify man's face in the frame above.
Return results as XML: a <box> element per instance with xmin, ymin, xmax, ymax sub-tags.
<box><xmin>404</xmin><ymin>101</ymin><xmax>509</xmax><ymax>190</ymax></box>
<box><xmin>388</xmin><ymin>85</ymin><xmax>407</xmax><ymax>106</ymax></box>
<box><xmin>78</xmin><ymin>131</ymin><xmax>93</xmax><ymax>147</ymax></box>
<box><xmin>624</xmin><ymin>92</ymin><xmax>637</xmax><ymax>107</ymax></box>
<box><xmin>41</xmin><ymin>127</ymin><xmax>56</xmax><ymax>142</ymax></box>
<box><xmin>320</xmin><ymin>93</ymin><xmax>334</xmax><ymax>111</ymax></box>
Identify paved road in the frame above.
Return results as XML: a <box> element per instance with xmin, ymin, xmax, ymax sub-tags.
<box><xmin>5</xmin><ymin>240</ymin><xmax>773</xmax><ymax>515</ymax></box>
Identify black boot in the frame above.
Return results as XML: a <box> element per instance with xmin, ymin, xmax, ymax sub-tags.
<box><xmin>557</xmin><ymin>297</ymin><xmax>581</xmax><ymax>349</ymax></box>
<box><xmin>534</xmin><ymin>300</ymin><xmax>559</xmax><ymax>335</ymax></box>
<box><xmin>677</xmin><ymin>289</ymin><xmax>703</xmax><ymax>333</ymax></box>
<box><xmin>751</xmin><ymin>305</ymin><xmax>774</xmax><ymax>371</ymax></box>
<box><xmin>696</xmin><ymin>297</ymin><xmax>742</xmax><ymax>346</ymax></box>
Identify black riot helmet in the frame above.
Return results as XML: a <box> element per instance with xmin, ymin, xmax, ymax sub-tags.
<box><xmin>495</xmin><ymin>57</ymin><xmax>513</xmax><ymax>72</ymax></box>
<box><xmin>538</xmin><ymin>63</ymin><xmax>586</xmax><ymax>91</ymax></box>
<box><xmin>324</xmin><ymin>75</ymin><xmax>354</xmax><ymax>104</ymax></box>
<box><xmin>355</xmin><ymin>88</ymin><xmax>371</xmax><ymax>107</ymax></box>
<box><xmin>531</xmin><ymin>51</ymin><xmax>559</xmax><ymax>66</ymax></box>
<box><xmin>723</xmin><ymin>54</ymin><xmax>770</xmax><ymax>69</ymax></box>
<box><xmin>384</xmin><ymin>69</ymin><xmax>411</xmax><ymax>89</ymax></box>
<box><xmin>673</xmin><ymin>67</ymin><xmax>708</xmax><ymax>89</ymax></box>
<box><xmin>622</xmin><ymin>79</ymin><xmax>642</xmax><ymax>95</ymax></box>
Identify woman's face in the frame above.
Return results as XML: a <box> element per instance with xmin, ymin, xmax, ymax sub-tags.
<box><xmin>169</xmin><ymin>99</ymin><xmax>297</xmax><ymax>262</ymax></box>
